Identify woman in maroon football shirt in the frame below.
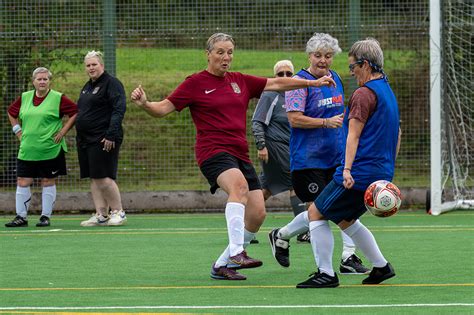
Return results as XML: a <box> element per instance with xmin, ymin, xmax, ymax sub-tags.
<box><xmin>131</xmin><ymin>33</ymin><xmax>335</xmax><ymax>281</ymax></box>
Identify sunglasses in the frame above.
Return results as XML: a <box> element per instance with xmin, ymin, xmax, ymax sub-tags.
<box><xmin>276</xmin><ymin>71</ymin><xmax>293</xmax><ymax>77</ymax></box>
<box><xmin>349</xmin><ymin>59</ymin><xmax>365</xmax><ymax>71</ymax></box>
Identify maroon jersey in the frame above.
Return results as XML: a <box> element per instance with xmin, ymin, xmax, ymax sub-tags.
<box><xmin>8</xmin><ymin>91</ymin><xmax>78</xmax><ymax>118</ymax></box>
<box><xmin>168</xmin><ymin>70</ymin><xmax>267</xmax><ymax>165</ymax></box>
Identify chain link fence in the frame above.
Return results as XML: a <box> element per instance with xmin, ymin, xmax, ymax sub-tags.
<box><xmin>1</xmin><ymin>0</ymin><xmax>433</xmax><ymax>206</ymax></box>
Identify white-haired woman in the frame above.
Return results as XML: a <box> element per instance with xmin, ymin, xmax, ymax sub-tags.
<box><xmin>269</xmin><ymin>33</ymin><xmax>370</xmax><ymax>275</ymax></box>
<box><xmin>76</xmin><ymin>51</ymin><xmax>127</xmax><ymax>227</ymax></box>
<box><xmin>131</xmin><ymin>33</ymin><xmax>336</xmax><ymax>281</ymax></box>
<box><xmin>251</xmin><ymin>60</ymin><xmax>306</xmax><ymax>242</ymax></box>
<box><xmin>5</xmin><ymin>67</ymin><xmax>77</xmax><ymax>227</ymax></box>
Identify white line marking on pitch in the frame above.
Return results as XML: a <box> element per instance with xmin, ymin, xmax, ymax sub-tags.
<box><xmin>1</xmin><ymin>303</ymin><xmax>473</xmax><ymax>310</ymax></box>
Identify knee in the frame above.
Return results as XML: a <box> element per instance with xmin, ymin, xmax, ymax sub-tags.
<box><xmin>41</xmin><ymin>178</ymin><xmax>56</xmax><ymax>187</ymax></box>
<box><xmin>230</xmin><ymin>182</ymin><xmax>250</xmax><ymax>203</ymax></box>
<box><xmin>17</xmin><ymin>177</ymin><xmax>32</xmax><ymax>187</ymax></box>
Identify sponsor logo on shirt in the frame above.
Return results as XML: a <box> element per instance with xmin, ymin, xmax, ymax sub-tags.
<box><xmin>230</xmin><ymin>82</ymin><xmax>241</xmax><ymax>94</ymax></box>
<box><xmin>205</xmin><ymin>89</ymin><xmax>216</xmax><ymax>94</ymax></box>
<box><xmin>92</xmin><ymin>86</ymin><xmax>101</xmax><ymax>94</ymax></box>
<box><xmin>317</xmin><ymin>95</ymin><xmax>343</xmax><ymax>107</ymax></box>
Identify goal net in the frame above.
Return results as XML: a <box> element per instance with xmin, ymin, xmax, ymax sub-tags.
<box><xmin>429</xmin><ymin>0</ymin><xmax>474</xmax><ymax>215</ymax></box>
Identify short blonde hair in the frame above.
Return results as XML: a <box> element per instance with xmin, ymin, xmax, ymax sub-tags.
<box><xmin>84</xmin><ymin>50</ymin><xmax>104</xmax><ymax>64</ymax></box>
<box><xmin>206</xmin><ymin>33</ymin><xmax>234</xmax><ymax>52</ymax></box>
<box><xmin>273</xmin><ymin>60</ymin><xmax>294</xmax><ymax>76</ymax></box>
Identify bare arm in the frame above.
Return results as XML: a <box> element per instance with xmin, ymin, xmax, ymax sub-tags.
<box><xmin>8</xmin><ymin>112</ymin><xmax>22</xmax><ymax>140</ymax></box>
<box><xmin>343</xmin><ymin>118</ymin><xmax>365</xmax><ymax>189</ymax></box>
<box><xmin>54</xmin><ymin>113</ymin><xmax>77</xmax><ymax>143</ymax></box>
<box><xmin>396</xmin><ymin>127</ymin><xmax>401</xmax><ymax>159</ymax></box>
<box><xmin>264</xmin><ymin>76</ymin><xmax>335</xmax><ymax>91</ymax></box>
<box><xmin>287</xmin><ymin>111</ymin><xmax>343</xmax><ymax>129</ymax></box>
<box><xmin>131</xmin><ymin>85</ymin><xmax>176</xmax><ymax>118</ymax></box>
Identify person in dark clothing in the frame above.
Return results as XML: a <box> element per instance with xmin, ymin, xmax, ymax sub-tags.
<box><xmin>76</xmin><ymin>50</ymin><xmax>127</xmax><ymax>227</ymax></box>
<box><xmin>251</xmin><ymin>60</ymin><xmax>306</xmax><ymax>243</ymax></box>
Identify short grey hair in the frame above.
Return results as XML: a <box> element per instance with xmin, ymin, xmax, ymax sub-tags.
<box><xmin>32</xmin><ymin>67</ymin><xmax>52</xmax><ymax>80</ymax></box>
<box><xmin>306</xmin><ymin>33</ymin><xmax>342</xmax><ymax>55</ymax></box>
<box><xmin>206</xmin><ymin>33</ymin><xmax>234</xmax><ymax>52</ymax></box>
<box><xmin>273</xmin><ymin>60</ymin><xmax>294</xmax><ymax>76</ymax></box>
<box><xmin>348</xmin><ymin>38</ymin><xmax>384</xmax><ymax>72</ymax></box>
<box><xmin>84</xmin><ymin>50</ymin><xmax>104</xmax><ymax>64</ymax></box>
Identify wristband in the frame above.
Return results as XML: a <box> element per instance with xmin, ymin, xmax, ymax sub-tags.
<box><xmin>343</xmin><ymin>168</ymin><xmax>351</xmax><ymax>171</ymax></box>
<box><xmin>12</xmin><ymin>124</ymin><xmax>21</xmax><ymax>134</ymax></box>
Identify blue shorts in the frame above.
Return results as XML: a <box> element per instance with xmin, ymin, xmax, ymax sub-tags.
<box><xmin>315</xmin><ymin>180</ymin><xmax>367</xmax><ymax>224</ymax></box>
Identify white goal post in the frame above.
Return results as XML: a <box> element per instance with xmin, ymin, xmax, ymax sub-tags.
<box><xmin>429</xmin><ymin>0</ymin><xmax>474</xmax><ymax>215</ymax></box>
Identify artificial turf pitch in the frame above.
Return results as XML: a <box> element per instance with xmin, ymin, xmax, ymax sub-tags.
<box><xmin>1</xmin><ymin>210</ymin><xmax>473</xmax><ymax>314</ymax></box>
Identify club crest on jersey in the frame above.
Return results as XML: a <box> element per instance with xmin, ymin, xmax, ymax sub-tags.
<box><xmin>92</xmin><ymin>86</ymin><xmax>101</xmax><ymax>94</ymax></box>
<box><xmin>230</xmin><ymin>82</ymin><xmax>241</xmax><ymax>94</ymax></box>
<box><xmin>308</xmin><ymin>182</ymin><xmax>319</xmax><ymax>194</ymax></box>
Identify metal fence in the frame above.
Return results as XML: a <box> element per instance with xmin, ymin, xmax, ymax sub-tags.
<box><xmin>1</xmin><ymin>0</ymin><xmax>432</xmax><ymax>197</ymax></box>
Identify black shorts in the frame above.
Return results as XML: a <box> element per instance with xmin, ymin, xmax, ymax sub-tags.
<box><xmin>16</xmin><ymin>150</ymin><xmax>67</xmax><ymax>178</ymax></box>
<box><xmin>200</xmin><ymin>152</ymin><xmax>261</xmax><ymax>194</ymax></box>
<box><xmin>291</xmin><ymin>167</ymin><xmax>337</xmax><ymax>202</ymax></box>
<box><xmin>77</xmin><ymin>142</ymin><xmax>121</xmax><ymax>179</ymax></box>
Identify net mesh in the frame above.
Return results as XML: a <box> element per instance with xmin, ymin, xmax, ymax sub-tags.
<box><xmin>0</xmin><ymin>1</ymin><xmax>434</xmax><ymax>206</ymax></box>
<box><xmin>440</xmin><ymin>0</ymin><xmax>474</xmax><ymax>204</ymax></box>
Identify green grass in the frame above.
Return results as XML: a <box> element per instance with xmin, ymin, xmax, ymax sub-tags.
<box><xmin>1</xmin><ymin>210</ymin><xmax>473</xmax><ymax>314</ymax></box>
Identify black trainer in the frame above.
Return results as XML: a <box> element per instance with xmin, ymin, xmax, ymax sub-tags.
<box><xmin>362</xmin><ymin>262</ymin><xmax>395</xmax><ymax>285</ymax></box>
<box><xmin>36</xmin><ymin>215</ymin><xmax>50</xmax><ymax>227</ymax></box>
<box><xmin>5</xmin><ymin>215</ymin><xmax>28</xmax><ymax>227</ymax></box>
<box><xmin>296</xmin><ymin>270</ymin><xmax>340</xmax><ymax>288</ymax></box>
<box><xmin>296</xmin><ymin>231</ymin><xmax>310</xmax><ymax>243</ymax></box>
<box><xmin>268</xmin><ymin>228</ymin><xmax>290</xmax><ymax>267</ymax></box>
<box><xmin>340</xmin><ymin>254</ymin><xmax>370</xmax><ymax>274</ymax></box>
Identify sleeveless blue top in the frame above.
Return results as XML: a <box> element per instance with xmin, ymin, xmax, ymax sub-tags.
<box><xmin>334</xmin><ymin>76</ymin><xmax>400</xmax><ymax>190</ymax></box>
<box><xmin>289</xmin><ymin>69</ymin><xmax>345</xmax><ymax>171</ymax></box>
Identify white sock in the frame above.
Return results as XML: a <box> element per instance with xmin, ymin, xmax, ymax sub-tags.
<box><xmin>343</xmin><ymin>220</ymin><xmax>387</xmax><ymax>268</ymax></box>
<box><xmin>243</xmin><ymin>228</ymin><xmax>256</xmax><ymax>248</ymax></box>
<box><xmin>16</xmin><ymin>186</ymin><xmax>31</xmax><ymax>218</ymax></box>
<box><xmin>340</xmin><ymin>230</ymin><xmax>356</xmax><ymax>261</ymax></box>
<box><xmin>41</xmin><ymin>185</ymin><xmax>56</xmax><ymax>218</ymax></box>
<box><xmin>215</xmin><ymin>246</ymin><xmax>230</xmax><ymax>268</ymax></box>
<box><xmin>309</xmin><ymin>220</ymin><xmax>335</xmax><ymax>276</ymax></box>
<box><xmin>225</xmin><ymin>202</ymin><xmax>245</xmax><ymax>256</ymax></box>
<box><xmin>278</xmin><ymin>211</ymin><xmax>309</xmax><ymax>239</ymax></box>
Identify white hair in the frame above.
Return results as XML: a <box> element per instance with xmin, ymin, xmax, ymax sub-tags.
<box><xmin>273</xmin><ymin>60</ymin><xmax>294</xmax><ymax>76</ymax></box>
<box><xmin>32</xmin><ymin>67</ymin><xmax>52</xmax><ymax>80</ymax></box>
<box><xmin>306</xmin><ymin>33</ymin><xmax>342</xmax><ymax>55</ymax></box>
<box><xmin>84</xmin><ymin>50</ymin><xmax>104</xmax><ymax>64</ymax></box>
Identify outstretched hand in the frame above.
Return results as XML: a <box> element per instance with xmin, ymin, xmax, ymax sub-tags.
<box><xmin>131</xmin><ymin>85</ymin><xmax>148</xmax><ymax>107</ymax></box>
<box><xmin>312</xmin><ymin>76</ymin><xmax>336</xmax><ymax>88</ymax></box>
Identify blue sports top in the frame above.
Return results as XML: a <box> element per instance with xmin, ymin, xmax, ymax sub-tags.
<box><xmin>334</xmin><ymin>76</ymin><xmax>400</xmax><ymax>191</ymax></box>
<box><xmin>287</xmin><ymin>69</ymin><xmax>345</xmax><ymax>171</ymax></box>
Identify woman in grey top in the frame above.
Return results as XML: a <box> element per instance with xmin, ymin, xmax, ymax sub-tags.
<box><xmin>251</xmin><ymin>60</ymin><xmax>306</xmax><ymax>241</ymax></box>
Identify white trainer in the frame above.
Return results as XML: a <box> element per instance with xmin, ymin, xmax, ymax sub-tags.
<box><xmin>80</xmin><ymin>213</ymin><xmax>109</xmax><ymax>227</ymax></box>
<box><xmin>108</xmin><ymin>210</ymin><xmax>127</xmax><ymax>226</ymax></box>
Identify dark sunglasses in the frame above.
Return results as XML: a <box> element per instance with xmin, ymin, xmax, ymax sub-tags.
<box><xmin>349</xmin><ymin>59</ymin><xmax>365</xmax><ymax>71</ymax></box>
<box><xmin>277</xmin><ymin>71</ymin><xmax>293</xmax><ymax>77</ymax></box>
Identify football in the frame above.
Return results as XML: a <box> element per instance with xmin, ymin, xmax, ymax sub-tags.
<box><xmin>364</xmin><ymin>180</ymin><xmax>402</xmax><ymax>217</ymax></box>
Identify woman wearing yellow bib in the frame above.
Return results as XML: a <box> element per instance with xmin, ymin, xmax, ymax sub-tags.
<box><xmin>5</xmin><ymin>67</ymin><xmax>78</xmax><ymax>227</ymax></box>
